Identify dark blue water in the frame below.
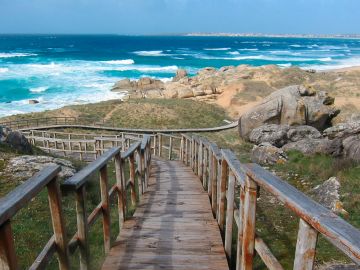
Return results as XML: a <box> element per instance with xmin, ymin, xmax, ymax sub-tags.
<box><xmin>1</xmin><ymin>35</ymin><xmax>360</xmax><ymax>116</ymax></box>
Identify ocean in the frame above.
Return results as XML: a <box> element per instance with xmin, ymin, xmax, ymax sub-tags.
<box><xmin>0</xmin><ymin>35</ymin><xmax>360</xmax><ymax>117</ymax></box>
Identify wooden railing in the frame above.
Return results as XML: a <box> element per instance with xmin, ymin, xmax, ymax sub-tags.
<box><xmin>24</xmin><ymin>130</ymin><xmax>183</xmax><ymax>162</ymax></box>
<box><xmin>180</xmin><ymin>134</ymin><xmax>360</xmax><ymax>270</ymax></box>
<box><xmin>0</xmin><ymin>116</ymin><xmax>238</xmax><ymax>133</ymax></box>
<box><xmin>0</xmin><ymin>135</ymin><xmax>152</xmax><ymax>270</ymax></box>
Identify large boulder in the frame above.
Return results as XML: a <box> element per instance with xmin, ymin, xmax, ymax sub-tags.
<box><xmin>282</xmin><ymin>138</ymin><xmax>342</xmax><ymax>156</ymax></box>
<box><xmin>311</xmin><ymin>177</ymin><xmax>347</xmax><ymax>215</ymax></box>
<box><xmin>249</xmin><ymin>124</ymin><xmax>321</xmax><ymax>147</ymax></box>
<box><xmin>173</xmin><ymin>69</ymin><xmax>188</xmax><ymax>82</ymax></box>
<box><xmin>111</xmin><ymin>79</ymin><xmax>136</xmax><ymax>92</ymax></box>
<box><xmin>1</xmin><ymin>126</ymin><xmax>32</xmax><ymax>154</ymax></box>
<box><xmin>5</xmin><ymin>155</ymin><xmax>76</xmax><ymax>180</ymax></box>
<box><xmin>342</xmin><ymin>135</ymin><xmax>360</xmax><ymax>162</ymax></box>
<box><xmin>251</xmin><ymin>143</ymin><xmax>288</xmax><ymax>165</ymax></box>
<box><xmin>239</xmin><ymin>85</ymin><xmax>340</xmax><ymax>139</ymax></box>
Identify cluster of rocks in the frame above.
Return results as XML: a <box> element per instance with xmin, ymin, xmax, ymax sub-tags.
<box><xmin>236</xmin><ymin>85</ymin><xmax>360</xmax><ymax>165</ymax></box>
<box><xmin>4</xmin><ymin>155</ymin><xmax>76</xmax><ymax>181</ymax></box>
<box><xmin>0</xmin><ymin>126</ymin><xmax>33</xmax><ymax>153</ymax></box>
<box><xmin>112</xmin><ymin>67</ymin><xmax>236</xmax><ymax>99</ymax></box>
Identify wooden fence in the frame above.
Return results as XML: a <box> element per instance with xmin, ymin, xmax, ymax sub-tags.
<box><xmin>180</xmin><ymin>134</ymin><xmax>360</xmax><ymax>270</ymax></box>
<box><xmin>24</xmin><ymin>130</ymin><xmax>183</xmax><ymax>162</ymax></box>
<box><xmin>0</xmin><ymin>135</ymin><xmax>152</xmax><ymax>270</ymax></box>
<box><xmin>1</xmin><ymin>130</ymin><xmax>360</xmax><ymax>270</ymax></box>
<box><xmin>0</xmin><ymin>116</ymin><xmax>238</xmax><ymax>134</ymax></box>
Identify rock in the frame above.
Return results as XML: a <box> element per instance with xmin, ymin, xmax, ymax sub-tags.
<box><xmin>343</xmin><ymin>135</ymin><xmax>360</xmax><ymax>162</ymax></box>
<box><xmin>192</xmin><ymin>88</ymin><xmax>206</xmax><ymax>97</ymax></box>
<box><xmin>282</xmin><ymin>138</ymin><xmax>342</xmax><ymax>156</ymax></box>
<box><xmin>5</xmin><ymin>155</ymin><xmax>76</xmax><ymax>180</ymax></box>
<box><xmin>177</xmin><ymin>87</ymin><xmax>194</xmax><ymax>98</ymax></box>
<box><xmin>1</xmin><ymin>126</ymin><xmax>32</xmax><ymax>154</ymax></box>
<box><xmin>28</xmin><ymin>99</ymin><xmax>39</xmax><ymax>104</ymax></box>
<box><xmin>111</xmin><ymin>79</ymin><xmax>135</xmax><ymax>92</ymax></box>
<box><xmin>251</xmin><ymin>143</ymin><xmax>288</xmax><ymax>165</ymax></box>
<box><xmin>311</xmin><ymin>177</ymin><xmax>348</xmax><ymax>216</ymax></box>
<box><xmin>172</xmin><ymin>69</ymin><xmax>188</xmax><ymax>82</ymax></box>
<box><xmin>163</xmin><ymin>88</ymin><xmax>178</xmax><ymax>99</ymax></box>
<box><xmin>239</xmin><ymin>85</ymin><xmax>340</xmax><ymax>139</ymax></box>
<box><xmin>249</xmin><ymin>124</ymin><xmax>321</xmax><ymax>147</ymax></box>
<box><xmin>145</xmin><ymin>89</ymin><xmax>163</xmax><ymax>99</ymax></box>
<box><xmin>249</xmin><ymin>124</ymin><xmax>289</xmax><ymax>147</ymax></box>
<box><xmin>4</xmin><ymin>130</ymin><xmax>32</xmax><ymax>154</ymax></box>
<box><xmin>324</xmin><ymin>121</ymin><xmax>360</xmax><ymax>139</ymax></box>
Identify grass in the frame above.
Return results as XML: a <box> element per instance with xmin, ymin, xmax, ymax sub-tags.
<box><xmin>1</xmin><ymin>98</ymin><xmax>359</xmax><ymax>269</ymax></box>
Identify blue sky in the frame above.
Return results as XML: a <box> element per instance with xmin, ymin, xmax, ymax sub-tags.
<box><xmin>0</xmin><ymin>0</ymin><xmax>359</xmax><ymax>34</ymax></box>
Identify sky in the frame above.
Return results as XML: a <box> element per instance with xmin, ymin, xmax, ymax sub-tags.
<box><xmin>0</xmin><ymin>0</ymin><xmax>359</xmax><ymax>35</ymax></box>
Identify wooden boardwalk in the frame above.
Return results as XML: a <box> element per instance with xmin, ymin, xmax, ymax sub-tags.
<box><xmin>102</xmin><ymin>158</ymin><xmax>229</xmax><ymax>270</ymax></box>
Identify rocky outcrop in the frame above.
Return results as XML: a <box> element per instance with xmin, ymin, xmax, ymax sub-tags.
<box><xmin>172</xmin><ymin>69</ymin><xmax>188</xmax><ymax>82</ymax></box>
<box><xmin>251</xmin><ymin>143</ymin><xmax>288</xmax><ymax>165</ymax></box>
<box><xmin>282</xmin><ymin>138</ymin><xmax>342</xmax><ymax>156</ymax></box>
<box><xmin>112</xmin><ymin>77</ymin><xmax>165</xmax><ymax>98</ymax></box>
<box><xmin>249</xmin><ymin>124</ymin><xmax>321</xmax><ymax>147</ymax></box>
<box><xmin>239</xmin><ymin>85</ymin><xmax>340</xmax><ymax>139</ymax></box>
<box><xmin>311</xmin><ymin>177</ymin><xmax>348</xmax><ymax>216</ymax></box>
<box><xmin>5</xmin><ymin>155</ymin><xmax>76</xmax><ymax>180</ymax></box>
<box><xmin>0</xmin><ymin>126</ymin><xmax>32</xmax><ymax>154</ymax></box>
<box><xmin>342</xmin><ymin>135</ymin><xmax>360</xmax><ymax>162</ymax></box>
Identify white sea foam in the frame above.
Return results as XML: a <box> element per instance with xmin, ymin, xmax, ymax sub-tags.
<box><xmin>0</xmin><ymin>68</ymin><xmax>8</xmax><ymax>73</ymax></box>
<box><xmin>133</xmin><ymin>50</ymin><xmax>167</xmax><ymax>56</ymax></box>
<box><xmin>290</xmin><ymin>44</ymin><xmax>302</xmax><ymax>48</ymax></box>
<box><xmin>204</xmin><ymin>48</ymin><xmax>231</xmax><ymax>51</ymax></box>
<box><xmin>228</xmin><ymin>51</ymin><xmax>240</xmax><ymax>55</ymax></box>
<box><xmin>0</xmin><ymin>52</ymin><xmax>37</xmax><ymax>58</ymax></box>
<box><xmin>102</xmin><ymin>59</ymin><xmax>135</xmax><ymax>65</ymax></box>
<box><xmin>114</xmin><ymin>65</ymin><xmax>178</xmax><ymax>73</ymax></box>
<box><xmin>30</xmin><ymin>86</ymin><xmax>49</xmax><ymax>93</ymax></box>
<box><xmin>238</xmin><ymin>48</ymin><xmax>258</xmax><ymax>51</ymax></box>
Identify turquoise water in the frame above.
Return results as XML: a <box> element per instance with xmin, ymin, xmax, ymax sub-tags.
<box><xmin>1</xmin><ymin>35</ymin><xmax>360</xmax><ymax>116</ymax></box>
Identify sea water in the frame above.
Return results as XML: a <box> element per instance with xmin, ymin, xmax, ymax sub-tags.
<box><xmin>1</xmin><ymin>35</ymin><xmax>360</xmax><ymax>117</ymax></box>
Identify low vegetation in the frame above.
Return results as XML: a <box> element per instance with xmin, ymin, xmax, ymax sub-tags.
<box><xmin>1</xmin><ymin>98</ymin><xmax>359</xmax><ymax>269</ymax></box>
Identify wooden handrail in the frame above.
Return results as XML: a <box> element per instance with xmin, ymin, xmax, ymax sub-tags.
<box><xmin>0</xmin><ymin>165</ymin><xmax>61</xmax><ymax>225</ymax></box>
<box><xmin>0</xmin><ymin>165</ymin><xmax>69</xmax><ymax>270</ymax></box>
<box><xmin>179</xmin><ymin>134</ymin><xmax>360</xmax><ymax>270</ymax></box>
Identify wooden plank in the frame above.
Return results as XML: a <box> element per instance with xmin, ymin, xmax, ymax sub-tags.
<box><xmin>240</xmin><ymin>175</ymin><xmax>258</xmax><ymax>270</ymax></box>
<box><xmin>63</xmin><ymin>147</ymin><xmax>121</xmax><ymax>190</ymax></box>
<box><xmin>0</xmin><ymin>165</ymin><xmax>61</xmax><ymax>225</ymax></box>
<box><xmin>75</xmin><ymin>186</ymin><xmax>90</xmax><ymax>270</ymax></box>
<box><xmin>255</xmin><ymin>237</ymin><xmax>284</xmax><ymax>270</ymax></box>
<box><xmin>218</xmin><ymin>158</ymin><xmax>228</xmax><ymax>231</ymax></box>
<box><xmin>225</xmin><ymin>171</ymin><xmax>236</xmax><ymax>259</ymax></box>
<box><xmin>245</xmin><ymin>163</ymin><xmax>360</xmax><ymax>264</ymax></box>
<box><xmin>293</xmin><ymin>219</ymin><xmax>318</xmax><ymax>270</ymax></box>
<box><xmin>100</xmin><ymin>165</ymin><xmax>111</xmax><ymax>254</ymax></box>
<box><xmin>47</xmin><ymin>177</ymin><xmax>70</xmax><ymax>269</ymax></box>
<box><xmin>0</xmin><ymin>220</ymin><xmax>17</xmax><ymax>270</ymax></box>
<box><xmin>101</xmin><ymin>159</ymin><xmax>229</xmax><ymax>270</ymax></box>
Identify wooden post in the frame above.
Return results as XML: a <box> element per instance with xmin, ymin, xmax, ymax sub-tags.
<box><xmin>180</xmin><ymin>137</ymin><xmax>184</xmax><ymax>162</ymax></box>
<box><xmin>115</xmin><ymin>153</ymin><xmax>125</xmax><ymax>229</ymax></box>
<box><xmin>211</xmin><ymin>154</ymin><xmax>218</xmax><ymax>216</ymax></box>
<box><xmin>100</xmin><ymin>165</ymin><xmax>111</xmax><ymax>254</ymax></box>
<box><xmin>218</xmin><ymin>159</ymin><xmax>228</xmax><ymax>231</ymax></box>
<box><xmin>198</xmin><ymin>141</ymin><xmax>203</xmax><ymax>178</ymax></box>
<box><xmin>293</xmin><ymin>219</ymin><xmax>318</xmax><ymax>270</ymax></box>
<box><xmin>129</xmin><ymin>154</ymin><xmax>137</xmax><ymax>206</ymax></box>
<box><xmin>225</xmin><ymin>171</ymin><xmax>236</xmax><ymax>259</ymax></box>
<box><xmin>75</xmin><ymin>186</ymin><xmax>90</xmax><ymax>270</ymax></box>
<box><xmin>168</xmin><ymin>137</ymin><xmax>173</xmax><ymax>160</ymax></box>
<box><xmin>240</xmin><ymin>175</ymin><xmax>258</xmax><ymax>270</ymax></box>
<box><xmin>152</xmin><ymin>135</ymin><xmax>156</xmax><ymax>155</ymax></box>
<box><xmin>236</xmin><ymin>186</ymin><xmax>245</xmax><ymax>270</ymax></box>
<box><xmin>136</xmin><ymin>152</ymin><xmax>143</xmax><ymax>201</ymax></box>
<box><xmin>47</xmin><ymin>177</ymin><xmax>70</xmax><ymax>270</ymax></box>
<box><xmin>185</xmin><ymin>139</ymin><xmax>188</xmax><ymax>165</ymax></box>
<box><xmin>0</xmin><ymin>220</ymin><xmax>17</xmax><ymax>270</ymax></box>
<box><xmin>140</xmin><ymin>151</ymin><xmax>145</xmax><ymax>194</ymax></box>
<box><xmin>158</xmin><ymin>134</ymin><xmax>162</xmax><ymax>157</ymax></box>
